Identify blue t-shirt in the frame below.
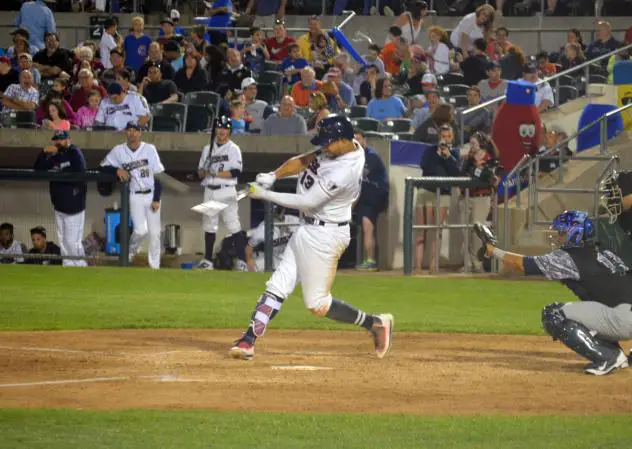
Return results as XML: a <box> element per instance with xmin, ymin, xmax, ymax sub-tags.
<box><xmin>123</xmin><ymin>34</ymin><xmax>153</xmax><ymax>72</ymax></box>
<box><xmin>231</xmin><ymin>118</ymin><xmax>246</xmax><ymax>135</ymax></box>
<box><xmin>327</xmin><ymin>81</ymin><xmax>356</xmax><ymax>112</ymax></box>
<box><xmin>279</xmin><ymin>57</ymin><xmax>308</xmax><ymax>85</ymax></box>
<box><xmin>208</xmin><ymin>0</ymin><xmax>233</xmax><ymax>29</ymax></box>
<box><xmin>367</xmin><ymin>96</ymin><xmax>406</xmax><ymax>121</ymax></box>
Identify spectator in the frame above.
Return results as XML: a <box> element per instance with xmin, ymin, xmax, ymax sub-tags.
<box><xmin>42</xmin><ymin>98</ymin><xmax>71</xmax><ymax>130</ymax></box>
<box><xmin>559</xmin><ymin>43</ymin><xmax>585</xmax><ymax>72</ymax></box>
<box><xmin>245</xmin><ymin>0</ymin><xmax>287</xmax><ymax>28</ymax></box>
<box><xmin>242</xmin><ymin>77</ymin><xmax>269</xmax><ymax>133</ymax></box>
<box><xmin>322</xmin><ymin>67</ymin><xmax>355</xmax><ymax>113</ymax></box>
<box><xmin>95</xmin><ymin>82</ymin><xmax>150</xmax><ymax>130</ymax></box>
<box><xmin>291</xmin><ymin>66</ymin><xmax>322</xmax><ymax>107</ymax></box>
<box><xmin>333</xmin><ymin>53</ymin><xmax>355</xmax><ymax>87</ymax></box>
<box><xmin>205</xmin><ymin>0</ymin><xmax>233</xmax><ymax>46</ymax></box>
<box><xmin>265</xmin><ymin>19</ymin><xmax>295</xmax><ymax>62</ymax></box>
<box><xmin>100</xmin><ymin>17</ymin><xmax>121</xmax><ymax>71</ymax></box>
<box><xmin>124</xmin><ymin>16</ymin><xmax>152</xmax><ymax>73</ymax></box>
<box><xmin>175</xmin><ymin>52</ymin><xmax>209</xmax><ymax>94</ymax></box>
<box><xmin>33</xmin><ymin>32</ymin><xmax>73</xmax><ymax>81</ymax></box>
<box><xmin>420</xmin><ymin>72</ymin><xmax>437</xmax><ymax>93</ymax></box>
<box><xmin>100</xmin><ymin>49</ymin><xmax>128</xmax><ymax>86</ymax></box>
<box><xmin>202</xmin><ymin>43</ymin><xmax>225</xmax><ymax>86</ymax></box>
<box><xmin>354</xmin><ymin>130</ymin><xmax>389</xmax><ymax>272</ymax></box>
<box><xmin>311</xmin><ymin>32</ymin><xmax>336</xmax><ymax>78</ymax></box>
<box><xmin>116</xmin><ymin>68</ymin><xmax>150</xmax><ymax>112</ymax></box>
<box><xmin>261</xmin><ymin>95</ymin><xmax>307</xmax><ymax>136</ymax></box>
<box><xmin>306</xmin><ymin>91</ymin><xmax>330</xmax><ymax>133</ymax></box>
<box><xmin>158</xmin><ymin>17</ymin><xmax>181</xmax><ymax>45</ymax></box>
<box><xmin>163</xmin><ymin>40</ymin><xmax>184</xmax><ymax>73</ymax></box>
<box><xmin>297</xmin><ymin>16</ymin><xmax>332</xmax><ymax>63</ymax></box>
<box><xmin>137</xmin><ymin>42</ymin><xmax>176</xmax><ymax>86</ymax></box>
<box><xmin>7</xmin><ymin>29</ymin><xmax>38</xmax><ymax>59</ymax></box>
<box><xmin>561</xmin><ymin>28</ymin><xmax>586</xmax><ymax>55</ymax></box>
<box><xmin>522</xmin><ymin>63</ymin><xmax>554</xmax><ymax>112</ymax></box>
<box><xmin>458</xmin><ymin>86</ymin><xmax>492</xmax><ymax>142</ymax></box>
<box><xmin>215</xmin><ymin>49</ymin><xmax>253</xmax><ymax>97</ymax></box>
<box><xmin>25</xmin><ymin>226</ymin><xmax>61</xmax><ymax>266</ymax></box>
<box><xmin>52</xmin><ymin>76</ymin><xmax>71</xmax><ymax>101</ymax></box>
<box><xmin>391</xmin><ymin>0</ymin><xmax>427</xmax><ymax>45</ymax></box>
<box><xmin>536</xmin><ymin>51</ymin><xmax>556</xmax><ymax>77</ymax></box>
<box><xmin>363</xmin><ymin>43</ymin><xmax>385</xmax><ymax>75</ymax></box>
<box><xmin>486</xmin><ymin>26</ymin><xmax>511</xmax><ymax>61</ymax></box>
<box><xmin>14</xmin><ymin>0</ymin><xmax>56</xmax><ymax>51</ymax></box>
<box><xmin>230</xmin><ymin>99</ymin><xmax>247</xmax><ymax>135</ymax></box>
<box><xmin>367</xmin><ymin>78</ymin><xmax>406</xmax><ymax>121</ymax></box>
<box><xmin>140</xmin><ymin>62</ymin><xmax>179</xmax><ymax>105</ymax></box>
<box><xmin>75</xmin><ymin>90</ymin><xmax>101</xmax><ymax>129</ymax></box>
<box><xmin>359</xmin><ymin>64</ymin><xmax>379</xmax><ymax>104</ymax></box>
<box><xmin>2</xmin><ymin>69</ymin><xmax>38</xmax><ymax>113</ymax></box>
<box><xmin>586</xmin><ymin>21</ymin><xmax>621</xmax><ymax>62</ymax></box>
<box><xmin>411</xmin><ymin>89</ymin><xmax>441</xmax><ymax>129</ymax></box>
<box><xmin>426</xmin><ymin>26</ymin><xmax>450</xmax><ymax>75</ymax></box>
<box><xmin>460</xmin><ymin>38</ymin><xmax>489</xmax><ymax>86</ymax></box>
<box><xmin>8</xmin><ymin>36</ymin><xmax>31</xmax><ymax>70</ymax></box>
<box><xmin>188</xmin><ymin>26</ymin><xmax>209</xmax><ymax>58</ymax></box>
<box><xmin>415</xmin><ymin>124</ymin><xmax>461</xmax><ymax>273</ymax></box>
<box><xmin>450</xmin><ymin>4</ymin><xmax>495</xmax><ymax>58</ymax></box>
<box><xmin>381</xmin><ymin>36</ymin><xmax>409</xmax><ymax>76</ymax></box>
<box><xmin>280</xmin><ymin>44</ymin><xmax>308</xmax><ymax>86</ymax></box>
<box><xmin>160</xmin><ymin>10</ymin><xmax>186</xmax><ymax>37</ymax></box>
<box><xmin>71</xmin><ymin>46</ymin><xmax>104</xmax><ymax>84</ymax></box>
<box><xmin>608</xmin><ymin>43</ymin><xmax>631</xmax><ymax>84</ymax></box>
<box><xmin>242</xmin><ymin>27</ymin><xmax>270</xmax><ymax>74</ymax></box>
<box><xmin>477</xmin><ymin>60</ymin><xmax>507</xmax><ymax>106</ymax></box>
<box><xmin>70</xmin><ymin>69</ymin><xmax>107</xmax><ymax>111</ymax></box>
<box><xmin>37</xmin><ymin>90</ymin><xmax>76</xmax><ymax>126</ymax></box>
<box><xmin>0</xmin><ymin>223</ymin><xmax>25</xmax><ymax>264</ymax></box>
<box><xmin>18</xmin><ymin>53</ymin><xmax>41</xmax><ymax>86</ymax></box>
<box><xmin>413</xmin><ymin>103</ymin><xmax>457</xmax><ymax>144</ymax></box>
<box><xmin>0</xmin><ymin>56</ymin><xmax>20</xmax><ymax>94</ymax></box>
<box><xmin>500</xmin><ymin>45</ymin><xmax>526</xmax><ymax>81</ymax></box>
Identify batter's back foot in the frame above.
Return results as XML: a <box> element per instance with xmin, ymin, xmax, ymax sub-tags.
<box><xmin>370</xmin><ymin>314</ymin><xmax>394</xmax><ymax>359</ymax></box>
<box><xmin>229</xmin><ymin>338</ymin><xmax>255</xmax><ymax>360</ymax></box>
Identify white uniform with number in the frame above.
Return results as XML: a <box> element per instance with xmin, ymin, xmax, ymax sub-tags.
<box><xmin>199</xmin><ymin>140</ymin><xmax>243</xmax><ymax>234</ymax></box>
<box><xmin>248</xmin><ymin>215</ymin><xmax>300</xmax><ymax>272</ymax></box>
<box><xmin>265</xmin><ymin>143</ymin><xmax>365</xmax><ymax>311</ymax></box>
<box><xmin>101</xmin><ymin>141</ymin><xmax>165</xmax><ymax>269</ymax></box>
<box><xmin>95</xmin><ymin>94</ymin><xmax>150</xmax><ymax>131</ymax></box>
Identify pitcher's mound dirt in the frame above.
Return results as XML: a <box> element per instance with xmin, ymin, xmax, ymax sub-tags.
<box><xmin>1</xmin><ymin>329</ymin><xmax>631</xmax><ymax>414</ymax></box>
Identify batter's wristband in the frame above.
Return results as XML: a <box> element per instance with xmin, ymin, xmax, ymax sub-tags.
<box><xmin>492</xmin><ymin>247</ymin><xmax>507</xmax><ymax>259</ymax></box>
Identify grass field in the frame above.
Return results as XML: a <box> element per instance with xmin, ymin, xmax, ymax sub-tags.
<box><xmin>1</xmin><ymin>265</ymin><xmax>630</xmax><ymax>448</ymax></box>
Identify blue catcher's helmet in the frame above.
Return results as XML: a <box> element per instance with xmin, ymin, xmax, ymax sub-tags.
<box><xmin>310</xmin><ymin>114</ymin><xmax>355</xmax><ymax>147</ymax></box>
<box><xmin>549</xmin><ymin>210</ymin><xmax>595</xmax><ymax>249</ymax></box>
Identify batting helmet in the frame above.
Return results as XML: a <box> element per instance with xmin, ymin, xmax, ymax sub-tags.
<box><xmin>97</xmin><ymin>181</ymin><xmax>115</xmax><ymax>197</ymax></box>
<box><xmin>549</xmin><ymin>210</ymin><xmax>594</xmax><ymax>249</ymax></box>
<box><xmin>310</xmin><ymin>114</ymin><xmax>355</xmax><ymax>147</ymax></box>
<box><xmin>215</xmin><ymin>115</ymin><xmax>232</xmax><ymax>131</ymax></box>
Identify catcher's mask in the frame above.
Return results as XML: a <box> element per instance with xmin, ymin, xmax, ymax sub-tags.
<box><xmin>599</xmin><ymin>170</ymin><xmax>622</xmax><ymax>224</ymax></box>
<box><xmin>548</xmin><ymin>210</ymin><xmax>594</xmax><ymax>250</ymax></box>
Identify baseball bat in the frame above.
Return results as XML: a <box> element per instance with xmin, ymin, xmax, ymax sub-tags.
<box><xmin>155</xmin><ymin>172</ymin><xmax>191</xmax><ymax>193</ymax></box>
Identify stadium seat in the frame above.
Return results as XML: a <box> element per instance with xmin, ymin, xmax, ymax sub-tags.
<box><xmin>397</xmin><ymin>132</ymin><xmax>415</xmax><ymax>141</ymax></box>
<box><xmin>259</xmin><ymin>71</ymin><xmax>284</xmax><ymax>101</ymax></box>
<box><xmin>150</xmin><ymin>103</ymin><xmax>188</xmax><ymax>132</ymax></box>
<box><xmin>351</xmin><ymin>117</ymin><xmax>380</xmax><ymax>132</ymax></box>
<box><xmin>440</xmin><ymin>84</ymin><xmax>469</xmax><ymax>97</ymax></box>
<box><xmin>85</xmin><ymin>125</ymin><xmax>117</xmax><ymax>131</ymax></box>
<box><xmin>557</xmin><ymin>85</ymin><xmax>578</xmax><ymax>105</ymax></box>
<box><xmin>379</xmin><ymin>118</ymin><xmax>412</xmax><ymax>133</ymax></box>
<box><xmin>347</xmin><ymin>105</ymin><xmax>367</xmax><ymax>118</ymax></box>
<box><xmin>558</xmin><ymin>74</ymin><xmax>579</xmax><ymax>87</ymax></box>
<box><xmin>436</xmin><ymin>73</ymin><xmax>465</xmax><ymax>86</ymax></box>
<box><xmin>1</xmin><ymin>110</ymin><xmax>37</xmax><ymax>129</ymax></box>
<box><xmin>183</xmin><ymin>91</ymin><xmax>221</xmax><ymax>114</ymax></box>
<box><xmin>447</xmin><ymin>95</ymin><xmax>468</xmax><ymax>108</ymax></box>
<box><xmin>588</xmin><ymin>74</ymin><xmax>608</xmax><ymax>84</ymax></box>
<box><xmin>185</xmin><ymin>104</ymin><xmax>214</xmax><ymax>132</ymax></box>
<box><xmin>363</xmin><ymin>131</ymin><xmax>391</xmax><ymax>139</ymax></box>
<box><xmin>295</xmin><ymin>107</ymin><xmax>312</xmax><ymax>120</ymax></box>
<box><xmin>256</xmin><ymin>83</ymin><xmax>278</xmax><ymax>104</ymax></box>
<box><xmin>263</xmin><ymin>61</ymin><xmax>281</xmax><ymax>72</ymax></box>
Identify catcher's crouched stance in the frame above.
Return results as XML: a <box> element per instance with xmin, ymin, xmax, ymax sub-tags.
<box><xmin>229</xmin><ymin>115</ymin><xmax>393</xmax><ymax>360</ymax></box>
<box><xmin>474</xmin><ymin>211</ymin><xmax>632</xmax><ymax>376</ymax></box>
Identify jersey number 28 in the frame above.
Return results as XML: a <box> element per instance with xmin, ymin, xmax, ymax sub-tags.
<box><xmin>140</xmin><ymin>168</ymin><xmax>150</xmax><ymax>178</ymax></box>
<box><xmin>300</xmin><ymin>171</ymin><xmax>314</xmax><ymax>189</ymax></box>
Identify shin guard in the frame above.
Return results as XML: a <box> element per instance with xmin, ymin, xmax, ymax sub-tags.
<box><xmin>249</xmin><ymin>292</ymin><xmax>285</xmax><ymax>337</ymax></box>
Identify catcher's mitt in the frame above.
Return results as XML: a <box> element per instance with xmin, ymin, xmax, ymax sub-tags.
<box><xmin>473</xmin><ymin>222</ymin><xmax>497</xmax><ymax>261</ymax></box>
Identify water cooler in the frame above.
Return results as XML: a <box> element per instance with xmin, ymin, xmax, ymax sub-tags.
<box><xmin>104</xmin><ymin>208</ymin><xmax>133</xmax><ymax>256</ymax></box>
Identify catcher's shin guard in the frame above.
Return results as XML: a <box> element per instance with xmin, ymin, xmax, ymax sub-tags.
<box><xmin>249</xmin><ymin>292</ymin><xmax>285</xmax><ymax>337</ymax></box>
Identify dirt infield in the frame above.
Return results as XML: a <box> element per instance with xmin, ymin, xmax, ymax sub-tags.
<box><xmin>1</xmin><ymin>329</ymin><xmax>631</xmax><ymax>415</ymax></box>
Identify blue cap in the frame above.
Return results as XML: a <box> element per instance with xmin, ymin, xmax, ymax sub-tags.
<box><xmin>125</xmin><ymin>122</ymin><xmax>142</xmax><ymax>131</ymax></box>
<box><xmin>51</xmin><ymin>130</ymin><xmax>70</xmax><ymax>140</ymax></box>
<box><xmin>310</xmin><ymin>114</ymin><xmax>355</xmax><ymax>147</ymax></box>
<box><xmin>107</xmin><ymin>82</ymin><xmax>123</xmax><ymax>95</ymax></box>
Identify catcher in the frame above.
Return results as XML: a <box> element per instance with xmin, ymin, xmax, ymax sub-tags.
<box><xmin>473</xmin><ymin>210</ymin><xmax>632</xmax><ymax>376</ymax></box>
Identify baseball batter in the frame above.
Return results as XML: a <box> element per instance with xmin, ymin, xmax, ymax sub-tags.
<box><xmin>246</xmin><ymin>208</ymin><xmax>300</xmax><ymax>272</ymax></box>
<box><xmin>197</xmin><ymin>115</ymin><xmax>247</xmax><ymax>271</ymax></box>
<box><xmin>230</xmin><ymin>115</ymin><xmax>394</xmax><ymax>360</ymax></box>
<box><xmin>101</xmin><ymin>122</ymin><xmax>165</xmax><ymax>269</ymax></box>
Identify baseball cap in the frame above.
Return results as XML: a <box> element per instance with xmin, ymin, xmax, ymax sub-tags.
<box><xmin>524</xmin><ymin>63</ymin><xmax>538</xmax><ymax>74</ymax></box>
<box><xmin>422</xmin><ymin>73</ymin><xmax>437</xmax><ymax>86</ymax></box>
<box><xmin>170</xmin><ymin>9</ymin><xmax>181</xmax><ymax>20</ymax></box>
<box><xmin>51</xmin><ymin>130</ymin><xmax>70</xmax><ymax>140</ymax></box>
<box><xmin>160</xmin><ymin>17</ymin><xmax>175</xmax><ymax>26</ymax></box>
<box><xmin>486</xmin><ymin>60</ymin><xmax>501</xmax><ymax>70</ymax></box>
<box><xmin>107</xmin><ymin>82</ymin><xmax>123</xmax><ymax>95</ymax></box>
<box><xmin>125</xmin><ymin>122</ymin><xmax>142</xmax><ymax>131</ymax></box>
<box><xmin>241</xmin><ymin>77</ymin><xmax>257</xmax><ymax>90</ymax></box>
<box><xmin>0</xmin><ymin>56</ymin><xmax>10</xmax><ymax>65</ymax></box>
<box><xmin>163</xmin><ymin>40</ymin><xmax>180</xmax><ymax>52</ymax></box>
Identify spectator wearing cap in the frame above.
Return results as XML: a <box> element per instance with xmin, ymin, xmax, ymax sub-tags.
<box><xmin>26</xmin><ymin>226</ymin><xmax>61</xmax><ymax>266</ymax></box>
<box><xmin>291</xmin><ymin>66</ymin><xmax>322</xmax><ymax>108</ymax></box>
<box><xmin>205</xmin><ymin>0</ymin><xmax>233</xmax><ymax>46</ymax></box>
<box><xmin>7</xmin><ymin>29</ymin><xmax>39</xmax><ymax>59</ymax></box>
<box><xmin>70</xmin><ymin>69</ymin><xmax>107</xmax><ymax>111</ymax></box>
<box><xmin>359</xmin><ymin>64</ymin><xmax>379</xmax><ymax>105</ymax></box>
<box><xmin>411</xmin><ymin>89</ymin><xmax>441</xmax><ymax>129</ymax></box>
<box><xmin>158</xmin><ymin>18</ymin><xmax>183</xmax><ymax>47</ymax></box>
<box><xmin>265</xmin><ymin>19</ymin><xmax>295</xmax><ymax>62</ymax></box>
<box><xmin>124</xmin><ymin>16</ymin><xmax>152</xmax><ymax>73</ymax></box>
<box><xmin>477</xmin><ymin>60</ymin><xmax>507</xmax><ymax>108</ymax></box>
<box><xmin>175</xmin><ymin>52</ymin><xmax>209</xmax><ymax>94</ymax></box>
<box><xmin>95</xmin><ymin>82</ymin><xmax>150</xmax><ymax>130</ymax></box>
<box><xmin>75</xmin><ymin>90</ymin><xmax>102</xmax><ymax>129</ymax></box>
<box><xmin>245</xmin><ymin>0</ymin><xmax>287</xmax><ymax>28</ymax></box>
<box><xmin>215</xmin><ymin>49</ymin><xmax>253</xmax><ymax>97</ymax></box>
<box><xmin>14</xmin><ymin>0</ymin><xmax>56</xmax><ymax>51</ymax></box>
<box><xmin>427</xmin><ymin>26</ymin><xmax>450</xmax><ymax>75</ymax></box>
<box><xmin>33</xmin><ymin>130</ymin><xmax>87</xmax><ymax>267</ymax></box>
<box><xmin>163</xmin><ymin>40</ymin><xmax>184</xmax><ymax>73</ymax></box>
<box><xmin>18</xmin><ymin>53</ymin><xmax>41</xmax><ymax>86</ymax></box>
<box><xmin>381</xmin><ymin>36</ymin><xmax>409</xmax><ymax>76</ymax></box>
<box><xmin>262</xmin><ymin>95</ymin><xmax>307</xmax><ymax>136</ymax></box>
<box><xmin>0</xmin><ymin>56</ymin><xmax>20</xmax><ymax>95</ymax></box>
<box><xmin>100</xmin><ymin>18</ymin><xmax>121</xmax><ymax>71</ymax></box>
<box><xmin>450</xmin><ymin>4</ymin><xmax>495</xmax><ymax>58</ymax></box>
<box><xmin>522</xmin><ymin>63</ymin><xmax>553</xmax><ymax>112</ymax></box>
<box><xmin>137</xmin><ymin>42</ymin><xmax>175</xmax><ymax>86</ymax></box>
<box><xmin>586</xmin><ymin>21</ymin><xmax>621</xmax><ymax>63</ymax></box>
<box><xmin>457</xmin><ymin>86</ymin><xmax>491</xmax><ymax>142</ymax></box>
<box><xmin>322</xmin><ymin>67</ymin><xmax>355</xmax><ymax>113</ymax></box>
<box><xmin>421</xmin><ymin>72</ymin><xmax>437</xmax><ymax>93</ymax></box>
<box><xmin>367</xmin><ymin>78</ymin><xmax>406</xmax><ymax>121</ymax></box>
<box><xmin>242</xmin><ymin>77</ymin><xmax>270</xmax><ymax>133</ymax></box>
<box><xmin>280</xmin><ymin>44</ymin><xmax>309</xmax><ymax>85</ymax></box>
<box><xmin>33</xmin><ymin>33</ymin><xmax>73</xmax><ymax>81</ymax></box>
<box><xmin>1</xmin><ymin>69</ymin><xmax>38</xmax><ymax>113</ymax></box>
<box><xmin>100</xmin><ymin>49</ymin><xmax>128</xmax><ymax>84</ymax></box>
<box><xmin>486</xmin><ymin>26</ymin><xmax>511</xmax><ymax>61</ymax></box>
<box><xmin>140</xmin><ymin>62</ymin><xmax>179</xmax><ymax>105</ymax></box>
<box><xmin>42</xmin><ymin>98</ymin><xmax>71</xmax><ymax>131</ymax></box>
<box><xmin>460</xmin><ymin>38</ymin><xmax>490</xmax><ymax>87</ymax></box>
<box><xmin>160</xmin><ymin>10</ymin><xmax>186</xmax><ymax>37</ymax></box>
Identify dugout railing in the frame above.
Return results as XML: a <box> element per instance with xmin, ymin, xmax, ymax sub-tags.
<box><xmin>0</xmin><ymin>168</ymin><xmax>131</xmax><ymax>266</ymax></box>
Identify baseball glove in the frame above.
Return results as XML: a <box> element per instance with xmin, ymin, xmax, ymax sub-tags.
<box><xmin>473</xmin><ymin>222</ymin><xmax>497</xmax><ymax>261</ymax></box>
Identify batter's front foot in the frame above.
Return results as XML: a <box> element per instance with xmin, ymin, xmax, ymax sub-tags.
<box><xmin>370</xmin><ymin>314</ymin><xmax>394</xmax><ymax>359</ymax></box>
<box><xmin>229</xmin><ymin>338</ymin><xmax>255</xmax><ymax>360</ymax></box>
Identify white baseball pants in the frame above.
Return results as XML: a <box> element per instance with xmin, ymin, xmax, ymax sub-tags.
<box><xmin>202</xmin><ymin>186</ymin><xmax>242</xmax><ymax>234</ymax></box>
<box><xmin>130</xmin><ymin>192</ymin><xmax>162</xmax><ymax>269</ymax></box>
<box><xmin>54</xmin><ymin>210</ymin><xmax>87</xmax><ymax>267</ymax></box>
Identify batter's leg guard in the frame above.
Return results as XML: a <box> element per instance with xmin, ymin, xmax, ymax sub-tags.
<box><xmin>204</xmin><ymin>232</ymin><xmax>216</xmax><ymax>261</ymax></box>
<box><xmin>243</xmin><ymin>291</ymin><xmax>286</xmax><ymax>342</ymax></box>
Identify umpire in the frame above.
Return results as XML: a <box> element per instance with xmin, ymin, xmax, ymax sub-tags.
<box><xmin>33</xmin><ymin>130</ymin><xmax>88</xmax><ymax>267</ymax></box>
<box><xmin>476</xmin><ymin>210</ymin><xmax>632</xmax><ymax>376</ymax></box>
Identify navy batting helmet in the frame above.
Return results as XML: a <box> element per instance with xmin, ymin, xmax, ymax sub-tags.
<box><xmin>215</xmin><ymin>115</ymin><xmax>232</xmax><ymax>131</ymax></box>
<box><xmin>310</xmin><ymin>114</ymin><xmax>355</xmax><ymax>147</ymax></box>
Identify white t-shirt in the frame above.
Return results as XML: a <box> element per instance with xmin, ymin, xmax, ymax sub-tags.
<box><xmin>450</xmin><ymin>13</ymin><xmax>483</xmax><ymax>50</ymax></box>
<box><xmin>101</xmin><ymin>141</ymin><xmax>165</xmax><ymax>192</ymax></box>
<box><xmin>296</xmin><ymin>142</ymin><xmax>365</xmax><ymax>223</ymax></box>
<box><xmin>427</xmin><ymin>42</ymin><xmax>450</xmax><ymax>75</ymax></box>
<box><xmin>95</xmin><ymin>94</ymin><xmax>149</xmax><ymax>131</ymax></box>
<box><xmin>0</xmin><ymin>239</ymin><xmax>24</xmax><ymax>263</ymax></box>
<box><xmin>100</xmin><ymin>32</ymin><xmax>118</xmax><ymax>69</ymax></box>
<box><xmin>248</xmin><ymin>215</ymin><xmax>300</xmax><ymax>271</ymax></box>
<box><xmin>198</xmin><ymin>140</ymin><xmax>243</xmax><ymax>187</ymax></box>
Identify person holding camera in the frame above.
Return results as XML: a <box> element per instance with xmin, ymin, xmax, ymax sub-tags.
<box><xmin>459</xmin><ymin>131</ymin><xmax>500</xmax><ymax>273</ymax></box>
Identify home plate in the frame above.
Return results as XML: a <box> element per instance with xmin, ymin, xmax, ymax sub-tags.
<box><xmin>271</xmin><ymin>365</ymin><xmax>333</xmax><ymax>371</ymax></box>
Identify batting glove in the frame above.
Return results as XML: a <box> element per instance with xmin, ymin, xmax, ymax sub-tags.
<box><xmin>247</xmin><ymin>182</ymin><xmax>268</xmax><ymax>200</ymax></box>
<box><xmin>255</xmin><ymin>172</ymin><xmax>276</xmax><ymax>189</ymax></box>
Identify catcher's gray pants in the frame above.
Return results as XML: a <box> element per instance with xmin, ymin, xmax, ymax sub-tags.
<box><xmin>563</xmin><ymin>301</ymin><xmax>632</xmax><ymax>342</ymax></box>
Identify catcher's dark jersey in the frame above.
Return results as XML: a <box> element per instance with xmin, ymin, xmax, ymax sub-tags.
<box><xmin>616</xmin><ymin>171</ymin><xmax>632</xmax><ymax>237</ymax></box>
<box><xmin>524</xmin><ymin>245</ymin><xmax>632</xmax><ymax>307</ymax></box>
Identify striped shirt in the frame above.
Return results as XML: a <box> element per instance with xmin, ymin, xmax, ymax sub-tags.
<box><xmin>3</xmin><ymin>83</ymin><xmax>39</xmax><ymax>112</ymax></box>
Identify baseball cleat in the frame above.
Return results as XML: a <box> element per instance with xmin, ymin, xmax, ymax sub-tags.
<box><xmin>229</xmin><ymin>339</ymin><xmax>255</xmax><ymax>360</ymax></box>
<box><xmin>370</xmin><ymin>313</ymin><xmax>394</xmax><ymax>359</ymax></box>
<box><xmin>356</xmin><ymin>259</ymin><xmax>378</xmax><ymax>272</ymax></box>
<box><xmin>197</xmin><ymin>259</ymin><xmax>214</xmax><ymax>270</ymax></box>
<box><xmin>584</xmin><ymin>350</ymin><xmax>629</xmax><ymax>376</ymax></box>
<box><xmin>233</xmin><ymin>259</ymin><xmax>248</xmax><ymax>272</ymax></box>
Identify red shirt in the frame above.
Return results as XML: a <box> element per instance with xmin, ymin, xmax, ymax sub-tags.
<box><xmin>69</xmin><ymin>85</ymin><xmax>107</xmax><ymax>111</ymax></box>
<box><xmin>265</xmin><ymin>36</ymin><xmax>296</xmax><ymax>62</ymax></box>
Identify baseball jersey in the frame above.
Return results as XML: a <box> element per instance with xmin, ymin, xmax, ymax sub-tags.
<box><xmin>101</xmin><ymin>141</ymin><xmax>165</xmax><ymax>192</ymax></box>
<box><xmin>95</xmin><ymin>94</ymin><xmax>150</xmax><ymax>131</ymax></box>
<box><xmin>198</xmin><ymin>140</ymin><xmax>243</xmax><ymax>187</ymax></box>
<box><xmin>248</xmin><ymin>215</ymin><xmax>300</xmax><ymax>271</ymax></box>
<box><xmin>0</xmin><ymin>239</ymin><xmax>24</xmax><ymax>264</ymax></box>
<box><xmin>297</xmin><ymin>141</ymin><xmax>365</xmax><ymax>223</ymax></box>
